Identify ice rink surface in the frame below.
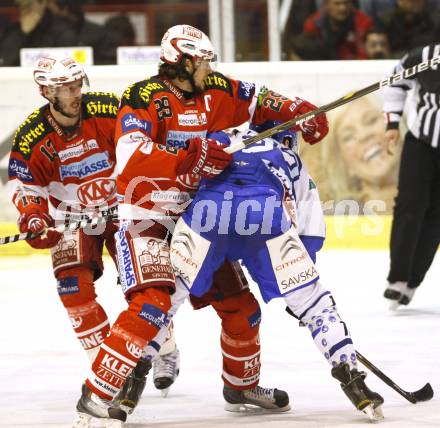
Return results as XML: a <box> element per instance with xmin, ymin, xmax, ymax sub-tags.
<box><xmin>0</xmin><ymin>250</ymin><xmax>439</xmax><ymax>428</ymax></box>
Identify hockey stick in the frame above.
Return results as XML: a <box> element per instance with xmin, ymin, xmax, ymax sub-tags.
<box><xmin>225</xmin><ymin>55</ymin><xmax>440</xmax><ymax>154</ymax></box>
<box><xmin>356</xmin><ymin>351</ymin><xmax>434</xmax><ymax>404</ymax></box>
<box><xmin>0</xmin><ymin>214</ymin><xmax>118</xmax><ymax>245</ymax></box>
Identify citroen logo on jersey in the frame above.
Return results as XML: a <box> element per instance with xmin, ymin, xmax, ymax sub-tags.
<box><xmin>280</xmin><ymin>236</ymin><xmax>302</xmax><ymax>259</ymax></box>
<box><xmin>173</xmin><ymin>231</ymin><xmax>195</xmax><ymax>256</ymax></box>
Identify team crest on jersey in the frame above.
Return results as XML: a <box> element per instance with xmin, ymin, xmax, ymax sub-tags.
<box><xmin>77</xmin><ymin>178</ymin><xmax>116</xmax><ymax>206</ymax></box>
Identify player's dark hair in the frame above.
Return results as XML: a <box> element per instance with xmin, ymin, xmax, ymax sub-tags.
<box><xmin>158</xmin><ymin>54</ymin><xmax>192</xmax><ymax>80</ymax></box>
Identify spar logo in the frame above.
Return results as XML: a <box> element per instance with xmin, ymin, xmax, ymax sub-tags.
<box><xmin>77</xmin><ymin>178</ymin><xmax>116</xmax><ymax>206</ymax></box>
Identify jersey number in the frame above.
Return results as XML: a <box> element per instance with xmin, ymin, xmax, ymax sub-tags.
<box><xmin>154</xmin><ymin>97</ymin><xmax>172</xmax><ymax>121</ymax></box>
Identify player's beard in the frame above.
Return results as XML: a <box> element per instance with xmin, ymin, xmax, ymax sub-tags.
<box><xmin>191</xmin><ymin>63</ymin><xmax>210</xmax><ymax>94</ymax></box>
<box><xmin>189</xmin><ymin>74</ymin><xmax>204</xmax><ymax>95</ymax></box>
<box><xmin>53</xmin><ymin>96</ymin><xmax>81</xmax><ymax>119</ymax></box>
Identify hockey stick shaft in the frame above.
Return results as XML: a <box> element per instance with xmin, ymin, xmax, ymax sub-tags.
<box><xmin>356</xmin><ymin>351</ymin><xmax>433</xmax><ymax>404</ymax></box>
<box><xmin>225</xmin><ymin>55</ymin><xmax>440</xmax><ymax>154</ymax></box>
<box><xmin>0</xmin><ymin>214</ymin><xmax>118</xmax><ymax>246</ymax></box>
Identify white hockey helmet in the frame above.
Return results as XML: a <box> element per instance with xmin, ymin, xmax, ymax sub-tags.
<box><xmin>33</xmin><ymin>55</ymin><xmax>87</xmax><ymax>88</ymax></box>
<box><xmin>160</xmin><ymin>24</ymin><xmax>216</xmax><ymax>65</ymax></box>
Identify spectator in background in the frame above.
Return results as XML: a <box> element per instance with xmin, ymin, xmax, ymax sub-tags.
<box><xmin>290</xmin><ymin>0</ymin><xmax>374</xmax><ymax>60</ymax></box>
<box><xmin>0</xmin><ymin>14</ymin><xmax>11</xmax><ymax>35</ymax></box>
<box><xmin>358</xmin><ymin>0</ymin><xmax>396</xmax><ymax>25</ymax></box>
<box><xmin>364</xmin><ymin>27</ymin><xmax>391</xmax><ymax>58</ymax></box>
<box><xmin>381</xmin><ymin>0</ymin><xmax>440</xmax><ymax>57</ymax></box>
<box><xmin>48</xmin><ymin>0</ymin><xmax>119</xmax><ymax>64</ymax></box>
<box><xmin>0</xmin><ymin>0</ymin><xmax>76</xmax><ymax>66</ymax></box>
<box><xmin>283</xmin><ymin>0</ymin><xmax>318</xmax><ymax>38</ymax></box>
<box><xmin>104</xmin><ymin>14</ymin><xmax>136</xmax><ymax>47</ymax></box>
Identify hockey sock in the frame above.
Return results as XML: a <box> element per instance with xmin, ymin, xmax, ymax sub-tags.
<box><xmin>86</xmin><ymin>287</ymin><xmax>171</xmax><ymax>400</ymax></box>
<box><xmin>213</xmin><ymin>290</ymin><xmax>262</xmax><ymax>389</ymax></box>
<box><xmin>285</xmin><ymin>281</ymin><xmax>358</xmax><ymax>369</ymax></box>
<box><xmin>57</xmin><ymin>268</ymin><xmax>110</xmax><ymax>362</ymax></box>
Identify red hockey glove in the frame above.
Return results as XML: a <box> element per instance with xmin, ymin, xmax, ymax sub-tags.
<box><xmin>18</xmin><ymin>210</ymin><xmax>62</xmax><ymax>249</ymax></box>
<box><xmin>291</xmin><ymin>99</ymin><xmax>329</xmax><ymax>145</ymax></box>
<box><xmin>176</xmin><ymin>137</ymin><xmax>232</xmax><ymax>179</ymax></box>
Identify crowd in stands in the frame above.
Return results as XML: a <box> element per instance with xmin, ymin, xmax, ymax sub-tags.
<box><xmin>284</xmin><ymin>0</ymin><xmax>440</xmax><ymax>60</ymax></box>
<box><xmin>0</xmin><ymin>0</ymin><xmax>136</xmax><ymax>66</ymax></box>
<box><xmin>0</xmin><ymin>0</ymin><xmax>439</xmax><ymax>65</ymax></box>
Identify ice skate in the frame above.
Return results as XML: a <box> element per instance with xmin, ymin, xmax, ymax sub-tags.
<box><xmin>384</xmin><ymin>282</ymin><xmax>415</xmax><ymax>309</ymax></box>
<box><xmin>114</xmin><ymin>358</ymin><xmax>152</xmax><ymax>414</ymax></box>
<box><xmin>331</xmin><ymin>363</ymin><xmax>384</xmax><ymax>422</ymax></box>
<box><xmin>223</xmin><ymin>384</ymin><xmax>290</xmax><ymax>413</ymax></box>
<box><xmin>74</xmin><ymin>383</ymin><xmax>127</xmax><ymax>428</ymax></box>
<box><xmin>153</xmin><ymin>347</ymin><xmax>180</xmax><ymax>397</ymax></box>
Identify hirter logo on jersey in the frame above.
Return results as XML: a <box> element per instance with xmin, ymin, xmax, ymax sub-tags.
<box><xmin>77</xmin><ymin>178</ymin><xmax>116</xmax><ymax>206</ymax></box>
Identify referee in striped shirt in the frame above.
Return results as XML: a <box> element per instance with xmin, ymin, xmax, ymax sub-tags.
<box><xmin>383</xmin><ymin>43</ymin><xmax>440</xmax><ymax>307</ymax></box>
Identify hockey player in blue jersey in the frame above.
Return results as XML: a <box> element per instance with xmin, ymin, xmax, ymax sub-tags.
<box><xmin>166</xmin><ymin>123</ymin><xmax>385</xmax><ymax>421</ymax></box>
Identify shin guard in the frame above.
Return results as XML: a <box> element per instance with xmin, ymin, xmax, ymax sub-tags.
<box><xmin>57</xmin><ymin>268</ymin><xmax>110</xmax><ymax>362</ymax></box>
<box><xmin>285</xmin><ymin>281</ymin><xmax>357</xmax><ymax>369</ymax></box>
<box><xmin>212</xmin><ymin>290</ymin><xmax>261</xmax><ymax>390</ymax></box>
<box><xmin>86</xmin><ymin>287</ymin><xmax>171</xmax><ymax>399</ymax></box>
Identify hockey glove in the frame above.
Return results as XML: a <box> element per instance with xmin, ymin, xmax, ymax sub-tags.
<box><xmin>18</xmin><ymin>210</ymin><xmax>62</xmax><ymax>249</ymax></box>
<box><xmin>176</xmin><ymin>137</ymin><xmax>232</xmax><ymax>179</ymax></box>
<box><xmin>290</xmin><ymin>99</ymin><xmax>329</xmax><ymax>145</ymax></box>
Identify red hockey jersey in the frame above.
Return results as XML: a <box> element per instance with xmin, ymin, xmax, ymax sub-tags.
<box><xmin>115</xmin><ymin>72</ymin><xmax>311</xmax><ymax>219</ymax></box>
<box><xmin>8</xmin><ymin>92</ymin><xmax>119</xmax><ymax>221</ymax></box>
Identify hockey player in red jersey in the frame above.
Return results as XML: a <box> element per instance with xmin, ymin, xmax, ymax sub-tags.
<box><xmin>75</xmin><ymin>24</ymin><xmax>329</xmax><ymax>425</ymax></box>
<box><xmin>8</xmin><ymin>55</ymin><xmax>180</xmax><ymax>400</ymax></box>
<box><xmin>8</xmin><ymin>56</ymin><xmax>120</xmax><ymax>364</ymax></box>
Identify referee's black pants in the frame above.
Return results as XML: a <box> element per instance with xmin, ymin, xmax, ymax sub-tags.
<box><xmin>388</xmin><ymin>132</ymin><xmax>440</xmax><ymax>289</ymax></box>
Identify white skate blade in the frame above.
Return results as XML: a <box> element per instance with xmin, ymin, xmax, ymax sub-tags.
<box><xmin>363</xmin><ymin>404</ymin><xmax>384</xmax><ymax>422</ymax></box>
<box><xmin>224</xmin><ymin>402</ymin><xmax>291</xmax><ymax>413</ymax></box>
<box><xmin>119</xmin><ymin>404</ymin><xmax>134</xmax><ymax>415</ymax></box>
<box><xmin>160</xmin><ymin>387</ymin><xmax>170</xmax><ymax>398</ymax></box>
<box><xmin>73</xmin><ymin>412</ymin><xmax>124</xmax><ymax>428</ymax></box>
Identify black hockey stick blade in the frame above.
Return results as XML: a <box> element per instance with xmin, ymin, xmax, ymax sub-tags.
<box><xmin>356</xmin><ymin>351</ymin><xmax>434</xmax><ymax>404</ymax></box>
<box><xmin>410</xmin><ymin>383</ymin><xmax>434</xmax><ymax>403</ymax></box>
